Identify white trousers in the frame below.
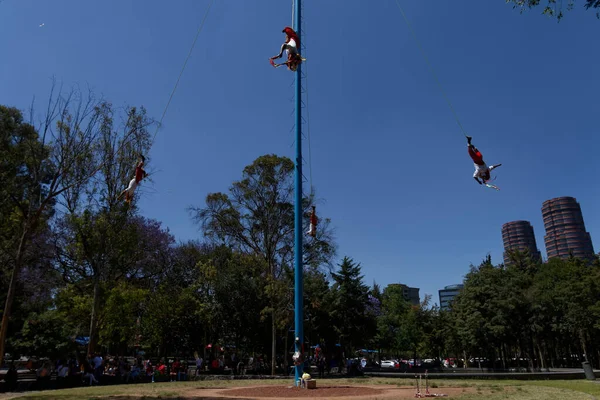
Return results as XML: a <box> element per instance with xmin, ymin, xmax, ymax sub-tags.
<box><xmin>125</xmin><ymin>178</ymin><xmax>137</xmax><ymax>195</ymax></box>
<box><xmin>285</xmin><ymin>38</ymin><xmax>298</xmax><ymax>56</ymax></box>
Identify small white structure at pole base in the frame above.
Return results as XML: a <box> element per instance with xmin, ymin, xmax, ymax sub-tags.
<box><xmin>415</xmin><ymin>370</ymin><xmax>447</xmax><ymax>398</ymax></box>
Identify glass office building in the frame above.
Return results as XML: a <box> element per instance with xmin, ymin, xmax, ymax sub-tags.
<box><xmin>439</xmin><ymin>284</ymin><xmax>464</xmax><ymax>311</ymax></box>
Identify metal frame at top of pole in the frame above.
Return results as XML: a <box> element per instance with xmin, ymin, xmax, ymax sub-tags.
<box><xmin>293</xmin><ymin>0</ymin><xmax>304</xmax><ymax>387</ymax></box>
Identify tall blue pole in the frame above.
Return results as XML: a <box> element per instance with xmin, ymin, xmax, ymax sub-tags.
<box><xmin>293</xmin><ymin>0</ymin><xmax>304</xmax><ymax>387</ymax></box>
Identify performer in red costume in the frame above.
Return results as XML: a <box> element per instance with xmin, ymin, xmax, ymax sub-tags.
<box><xmin>307</xmin><ymin>205</ymin><xmax>317</xmax><ymax>237</ymax></box>
<box><xmin>270</xmin><ymin>26</ymin><xmax>303</xmax><ymax>71</ymax></box>
<box><xmin>118</xmin><ymin>155</ymin><xmax>148</xmax><ymax>203</ymax></box>
<box><xmin>466</xmin><ymin>136</ymin><xmax>501</xmax><ymax>185</ymax></box>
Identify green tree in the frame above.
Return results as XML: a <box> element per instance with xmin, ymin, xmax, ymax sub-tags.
<box><xmin>190</xmin><ymin>154</ymin><xmax>336</xmax><ymax>374</ymax></box>
<box><xmin>99</xmin><ymin>282</ymin><xmax>148</xmax><ymax>355</ymax></box>
<box><xmin>448</xmin><ymin>256</ymin><xmax>501</xmax><ymax>367</ymax></box>
<box><xmin>54</xmin><ymin>213</ymin><xmax>174</xmax><ymax>355</ymax></box>
<box><xmin>53</xmin><ymin>101</ymin><xmax>156</xmax><ymax>356</ymax></box>
<box><xmin>377</xmin><ymin>283</ymin><xmax>426</xmax><ymax>361</ymax></box>
<box><xmin>141</xmin><ymin>283</ymin><xmax>204</xmax><ymax>357</ymax></box>
<box><xmin>9</xmin><ymin>309</ymin><xmax>75</xmax><ymax>360</ymax></box>
<box><xmin>137</xmin><ymin>243</ymin><xmax>270</xmax><ymax>359</ymax></box>
<box><xmin>532</xmin><ymin>256</ymin><xmax>600</xmax><ymax>368</ymax></box>
<box><xmin>303</xmin><ymin>270</ymin><xmax>334</xmax><ymax>349</ymax></box>
<box><xmin>0</xmin><ymin>84</ymin><xmax>105</xmax><ymax>365</ymax></box>
<box><xmin>329</xmin><ymin>257</ymin><xmax>375</xmax><ymax>356</ymax></box>
<box><xmin>446</xmin><ymin>252</ymin><xmax>599</xmax><ymax>371</ymax></box>
<box><xmin>200</xmin><ymin>249</ymin><xmax>268</xmax><ymax>353</ymax></box>
<box><xmin>3</xmin><ymin>244</ymin><xmax>65</xmax><ymax>359</ymax></box>
<box><xmin>506</xmin><ymin>0</ymin><xmax>600</xmax><ymax>20</ymax></box>
<box><xmin>424</xmin><ymin>307</ymin><xmax>452</xmax><ymax>361</ymax></box>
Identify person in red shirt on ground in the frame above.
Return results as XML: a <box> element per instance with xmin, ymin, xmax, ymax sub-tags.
<box><xmin>170</xmin><ymin>358</ymin><xmax>181</xmax><ymax>382</ymax></box>
<box><xmin>270</xmin><ymin>27</ymin><xmax>303</xmax><ymax>71</ymax></box>
<box><xmin>118</xmin><ymin>154</ymin><xmax>148</xmax><ymax>203</ymax></box>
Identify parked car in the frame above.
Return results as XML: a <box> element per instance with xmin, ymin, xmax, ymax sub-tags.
<box><xmin>380</xmin><ymin>360</ymin><xmax>399</xmax><ymax>369</ymax></box>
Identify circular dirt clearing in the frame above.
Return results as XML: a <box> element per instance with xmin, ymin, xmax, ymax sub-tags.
<box><xmin>218</xmin><ymin>385</ymin><xmax>384</xmax><ymax>398</ymax></box>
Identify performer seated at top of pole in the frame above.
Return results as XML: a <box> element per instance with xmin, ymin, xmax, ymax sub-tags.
<box><xmin>270</xmin><ymin>27</ymin><xmax>303</xmax><ymax>71</ymax></box>
<box><xmin>466</xmin><ymin>136</ymin><xmax>501</xmax><ymax>185</ymax></box>
<box><xmin>118</xmin><ymin>154</ymin><xmax>148</xmax><ymax>204</ymax></box>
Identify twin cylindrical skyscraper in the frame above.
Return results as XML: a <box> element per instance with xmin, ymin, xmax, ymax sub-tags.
<box><xmin>502</xmin><ymin>196</ymin><xmax>595</xmax><ymax>264</ymax></box>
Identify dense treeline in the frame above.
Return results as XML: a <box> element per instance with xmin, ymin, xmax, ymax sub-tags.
<box><xmin>1</xmin><ymin>89</ymin><xmax>599</xmax><ymax>372</ymax></box>
<box><xmin>444</xmin><ymin>253</ymin><xmax>600</xmax><ymax>370</ymax></box>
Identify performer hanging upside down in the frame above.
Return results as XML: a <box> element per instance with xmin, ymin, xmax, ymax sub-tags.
<box><xmin>270</xmin><ymin>26</ymin><xmax>303</xmax><ymax>71</ymax></box>
<box><xmin>466</xmin><ymin>136</ymin><xmax>501</xmax><ymax>185</ymax></box>
<box><xmin>307</xmin><ymin>205</ymin><xmax>317</xmax><ymax>237</ymax></box>
<box><xmin>118</xmin><ymin>154</ymin><xmax>148</xmax><ymax>203</ymax></box>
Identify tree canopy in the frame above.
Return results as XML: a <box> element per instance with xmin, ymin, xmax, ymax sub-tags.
<box><xmin>2</xmin><ymin>94</ymin><xmax>599</xmax><ymax>375</ymax></box>
<box><xmin>507</xmin><ymin>0</ymin><xmax>600</xmax><ymax>20</ymax></box>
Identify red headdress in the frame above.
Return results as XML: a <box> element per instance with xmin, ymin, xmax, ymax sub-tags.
<box><xmin>282</xmin><ymin>26</ymin><xmax>300</xmax><ymax>48</ymax></box>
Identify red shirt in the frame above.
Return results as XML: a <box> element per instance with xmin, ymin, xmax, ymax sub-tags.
<box><xmin>135</xmin><ymin>165</ymin><xmax>146</xmax><ymax>183</ymax></box>
<box><xmin>172</xmin><ymin>361</ymin><xmax>181</xmax><ymax>372</ymax></box>
<box><xmin>145</xmin><ymin>362</ymin><xmax>153</xmax><ymax>374</ymax></box>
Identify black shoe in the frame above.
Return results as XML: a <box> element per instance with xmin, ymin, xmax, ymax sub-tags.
<box><xmin>466</xmin><ymin>136</ymin><xmax>472</xmax><ymax>143</ymax></box>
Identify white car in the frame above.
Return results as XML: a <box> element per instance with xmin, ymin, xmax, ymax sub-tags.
<box><xmin>380</xmin><ymin>360</ymin><xmax>399</xmax><ymax>369</ymax></box>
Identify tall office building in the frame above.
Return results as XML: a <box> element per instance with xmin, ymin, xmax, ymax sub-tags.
<box><xmin>387</xmin><ymin>283</ymin><xmax>420</xmax><ymax>305</ymax></box>
<box><xmin>542</xmin><ymin>196</ymin><xmax>595</xmax><ymax>262</ymax></box>
<box><xmin>439</xmin><ymin>284</ymin><xmax>464</xmax><ymax>311</ymax></box>
<box><xmin>501</xmin><ymin>220</ymin><xmax>542</xmax><ymax>265</ymax></box>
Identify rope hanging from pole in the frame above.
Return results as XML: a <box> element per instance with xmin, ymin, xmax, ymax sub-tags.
<box><xmin>151</xmin><ymin>0</ymin><xmax>215</xmax><ymax>146</ymax></box>
<box><xmin>304</xmin><ymin>59</ymin><xmax>313</xmax><ymax>195</ymax></box>
<box><xmin>299</xmin><ymin>0</ymin><xmax>313</xmax><ymax>196</ymax></box>
<box><xmin>115</xmin><ymin>0</ymin><xmax>215</xmax><ymax>205</ymax></box>
<box><xmin>394</xmin><ymin>2</ymin><xmax>505</xmax><ymax>190</ymax></box>
<box><xmin>393</xmin><ymin>0</ymin><xmax>468</xmax><ymax>138</ymax></box>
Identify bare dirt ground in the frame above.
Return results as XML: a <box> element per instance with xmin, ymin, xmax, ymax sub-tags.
<box><xmin>184</xmin><ymin>384</ymin><xmax>477</xmax><ymax>399</ymax></box>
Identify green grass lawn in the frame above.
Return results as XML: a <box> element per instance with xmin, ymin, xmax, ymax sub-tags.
<box><xmin>356</xmin><ymin>377</ymin><xmax>599</xmax><ymax>399</ymax></box>
<box><xmin>1</xmin><ymin>377</ymin><xmax>598</xmax><ymax>399</ymax></box>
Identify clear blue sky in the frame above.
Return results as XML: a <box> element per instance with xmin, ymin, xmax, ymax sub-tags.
<box><xmin>1</xmin><ymin>0</ymin><xmax>598</xmax><ymax>306</ymax></box>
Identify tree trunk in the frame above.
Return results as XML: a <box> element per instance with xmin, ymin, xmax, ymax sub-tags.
<box><xmin>204</xmin><ymin>332</ymin><xmax>207</xmax><ymax>362</ymax></box>
<box><xmin>284</xmin><ymin>329</ymin><xmax>289</xmax><ymax>373</ymax></box>
<box><xmin>528</xmin><ymin>336</ymin><xmax>536</xmax><ymax>371</ymax></box>
<box><xmin>0</xmin><ymin>228</ymin><xmax>29</xmax><ymax>366</ymax></box>
<box><xmin>580</xmin><ymin>330</ymin><xmax>589</xmax><ymax>362</ymax></box>
<box><xmin>271</xmin><ymin>311</ymin><xmax>276</xmax><ymax>375</ymax></box>
<box><xmin>413</xmin><ymin>347</ymin><xmax>417</xmax><ymax>370</ymax></box>
<box><xmin>537</xmin><ymin>342</ymin><xmax>546</xmax><ymax>371</ymax></box>
<box><xmin>87</xmin><ymin>278</ymin><xmax>102</xmax><ymax>356</ymax></box>
<box><xmin>518</xmin><ymin>341</ymin><xmax>525</xmax><ymax>371</ymax></box>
